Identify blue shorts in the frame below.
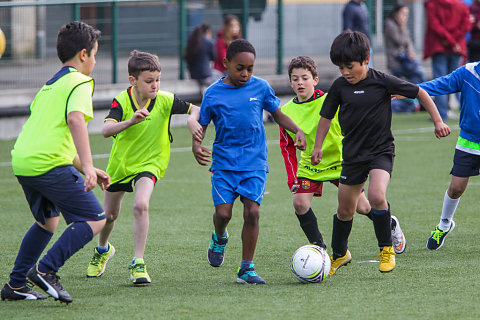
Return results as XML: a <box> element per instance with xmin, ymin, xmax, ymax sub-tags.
<box><xmin>16</xmin><ymin>165</ymin><xmax>105</xmax><ymax>225</ymax></box>
<box><xmin>211</xmin><ymin>170</ymin><xmax>267</xmax><ymax>206</ymax></box>
<box><xmin>451</xmin><ymin>149</ymin><xmax>480</xmax><ymax>177</ymax></box>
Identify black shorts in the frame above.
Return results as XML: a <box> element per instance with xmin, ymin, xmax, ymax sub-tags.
<box><xmin>340</xmin><ymin>153</ymin><xmax>394</xmax><ymax>185</ymax></box>
<box><xmin>107</xmin><ymin>171</ymin><xmax>157</xmax><ymax>192</ymax></box>
<box><xmin>450</xmin><ymin>149</ymin><xmax>480</xmax><ymax>177</ymax></box>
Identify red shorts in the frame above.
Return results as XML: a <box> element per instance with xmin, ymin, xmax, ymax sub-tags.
<box><xmin>295</xmin><ymin>178</ymin><xmax>339</xmax><ymax>197</ymax></box>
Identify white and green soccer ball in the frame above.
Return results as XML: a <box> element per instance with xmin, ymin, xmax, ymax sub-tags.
<box><xmin>291</xmin><ymin>244</ymin><xmax>330</xmax><ymax>283</ymax></box>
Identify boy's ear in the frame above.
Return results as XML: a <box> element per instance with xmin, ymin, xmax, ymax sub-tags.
<box><xmin>222</xmin><ymin>57</ymin><xmax>228</xmax><ymax>69</ymax></box>
<box><xmin>313</xmin><ymin>76</ymin><xmax>319</xmax><ymax>87</ymax></box>
<box><xmin>78</xmin><ymin>48</ymin><xmax>88</xmax><ymax>62</ymax></box>
<box><xmin>128</xmin><ymin>75</ymin><xmax>137</xmax><ymax>86</ymax></box>
<box><xmin>363</xmin><ymin>55</ymin><xmax>370</xmax><ymax>66</ymax></box>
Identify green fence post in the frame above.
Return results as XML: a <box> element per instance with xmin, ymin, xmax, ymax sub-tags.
<box><xmin>276</xmin><ymin>0</ymin><xmax>283</xmax><ymax>74</ymax></box>
<box><xmin>179</xmin><ymin>0</ymin><xmax>186</xmax><ymax>80</ymax></box>
<box><xmin>242</xmin><ymin>0</ymin><xmax>249</xmax><ymax>39</ymax></box>
<box><xmin>73</xmin><ymin>3</ymin><xmax>80</xmax><ymax>21</ymax></box>
<box><xmin>111</xmin><ymin>0</ymin><xmax>118</xmax><ymax>83</ymax></box>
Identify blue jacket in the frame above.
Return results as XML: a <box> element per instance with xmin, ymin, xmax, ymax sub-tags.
<box><xmin>419</xmin><ymin>62</ymin><xmax>480</xmax><ymax>143</ymax></box>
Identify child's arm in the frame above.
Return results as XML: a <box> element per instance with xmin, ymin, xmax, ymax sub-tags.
<box><xmin>68</xmin><ymin>111</ymin><xmax>97</xmax><ymax>192</ymax></box>
<box><xmin>192</xmin><ymin>124</ymin><xmax>212</xmax><ymax>166</ymax></box>
<box><xmin>417</xmin><ymin>88</ymin><xmax>451</xmax><ymax>139</ymax></box>
<box><xmin>271</xmin><ymin>109</ymin><xmax>306</xmax><ymax>150</ymax></box>
<box><xmin>102</xmin><ymin>108</ymin><xmax>150</xmax><ymax>138</ymax></box>
<box><xmin>73</xmin><ymin>154</ymin><xmax>110</xmax><ymax>190</ymax></box>
<box><xmin>311</xmin><ymin>117</ymin><xmax>332</xmax><ymax>166</ymax></box>
<box><xmin>187</xmin><ymin>104</ymin><xmax>203</xmax><ymax>142</ymax></box>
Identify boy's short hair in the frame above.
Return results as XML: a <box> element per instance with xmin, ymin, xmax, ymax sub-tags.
<box><xmin>128</xmin><ymin>50</ymin><xmax>161</xmax><ymax>78</ymax></box>
<box><xmin>288</xmin><ymin>56</ymin><xmax>317</xmax><ymax>80</ymax></box>
<box><xmin>330</xmin><ymin>30</ymin><xmax>370</xmax><ymax>66</ymax></box>
<box><xmin>56</xmin><ymin>21</ymin><xmax>101</xmax><ymax>63</ymax></box>
<box><xmin>226</xmin><ymin>39</ymin><xmax>256</xmax><ymax>61</ymax></box>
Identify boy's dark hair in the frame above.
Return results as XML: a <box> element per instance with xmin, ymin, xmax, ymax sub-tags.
<box><xmin>56</xmin><ymin>21</ymin><xmax>101</xmax><ymax>63</ymax></box>
<box><xmin>128</xmin><ymin>50</ymin><xmax>161</xmax><ymax>78</ymax></box>
<box><xmin>288</xmin><ymin>56</ymin><xmax>317</xmax><ymax>79</ymax></box>
<box><xmin>226</xmin><ymin>39</ymin><xmax>256</xmax><ymax>61</ymax></box>
<box><xmin>330</xmin><ymin>30</ymin><xmax>370</xmax><ymax>66</ymax></box>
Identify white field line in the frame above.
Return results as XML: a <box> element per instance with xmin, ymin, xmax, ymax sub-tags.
<box><xmin>0</xmin><ymin>125</ymin><xmax>461</xmax><ymax>167</ymax></box>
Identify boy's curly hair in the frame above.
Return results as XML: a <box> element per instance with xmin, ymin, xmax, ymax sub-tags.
<box><xmin>288</xmin><ymin>56</ymin><xmax>318</xmax><ymax>80</ymax></box>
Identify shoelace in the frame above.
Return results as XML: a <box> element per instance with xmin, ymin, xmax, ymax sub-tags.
<box><xmin>211</xmin><ymin>241</ymin><xmax>226</xmax><ymax>253</ymax></box>
<box><xmin>378</xmin><ymin>249</ymin><xmax>394</xmax><ymax>263</ymax></box>
<box><xmin>46</xmin><ymin>272</ymin><xmax>64</xmax><ymax>290</ymax></box>
<box><xmin>129</xmin><ymin>263</ymin><xmax>146</xmax><ymax>273</ymax></box>
<box><xmin>431</xmin><ymin>228</ymin><xmax>445</xmax><ymax>244</ymax></box>
<box><xmin>90</xmin><ymin>251</ymin><xmax>103</xmax><ymax>266</ymax></box>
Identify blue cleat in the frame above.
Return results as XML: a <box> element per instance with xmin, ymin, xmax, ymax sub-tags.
<box><xmin>236</xmin><ymin>264</ymin><xmax>266</xmax><ymax>285</ymax></box>
<box><xmin>207</xmin><ymin>230</ymin><xmax>228</xmax><ymax>267</ymax></box>
<box><xmin>427</xmin><ymin>221</ymin><xmax>455</xmax><ymax>250</ymax></box>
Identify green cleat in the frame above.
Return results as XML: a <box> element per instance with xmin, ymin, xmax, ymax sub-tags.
<box><xmin>87</xmin><ymin>243</ymin><xmax>115</xmax><ymax>277</ymax></box>
<box><xmin>129</xmin><ymin>258</ymin><xmax>151</xmax><ymax>285</ymax></box>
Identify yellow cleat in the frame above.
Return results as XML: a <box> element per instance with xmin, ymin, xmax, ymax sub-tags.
<box><xmin>329</xmin><ymin>249</ymin><xmax>352</xmax><ymax>275</ymax></box>
<box><xmin>87</xmin><ymin>243</ymin><xmax>115</xmax><ymax>277</ymax></box>
<box><xmin>378</xmin><ymin>246</ymin><xmax>396</xmax><ymax>273</ymax></box>
<box><xmin>129</xmin><ymin>258</ymin><xmax>151</xmax><ymax>285</ymax></box>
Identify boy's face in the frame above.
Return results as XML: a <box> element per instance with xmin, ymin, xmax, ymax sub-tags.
<box><xmin>129</xmin><ymin>70</ymin><xmax>161</xmax><ymax>100</ymax></box>
<box><xmin>289</xmin><ymin>68</ymin><xmax>319</xmax><ymax>102</ymax></box>
<box><xmin>338</xmin><ymin>58</ymin><xmax>369</xmax><ymax>85</ymax></box>
<box><xmin>223</xmin><ymin>52</ymin><xmax>255</xmax><ymax>87</ymax></box>
<box><xmin>81</xmin><ymin>41</ymin><xmax>98</xmax><ymax>76</ymax></box>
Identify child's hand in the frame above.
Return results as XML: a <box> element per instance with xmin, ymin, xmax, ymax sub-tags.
<box><xmin>187</xmin><ymin>117</ymin><xmax>203</xmax><ymax>142</ymax></box>
<box><xmin>290</xmin><ymin>178</ymin><xmax>299</xmax><ymax>193</ymax></box>
<box><xmin>130</xmin><ymin>109</ymin><xmax>150</xmax><ymax>125</ymax></box>
<box><xmin>433</xmin><ymin>121</ymin><xmax>451</xmax><ymax>139</ymax></box>
<box><xmin>82</xmin><ymin>164</ymin><xmax>98</xmax><ymax>192</ymax></box>
<box><xmin>95</xmin><ymin>168</ymin><xmax>111</xmax><ymax>190</ymax></box>
<box><xmin>193</xmin><ymin>144</ymin><xmax>211</xmax><ymax>166</ymax></box>
<box><xmin>294</xmin><ymin>130</ymin><xmax>306</xmax><ymax>150</ymax></box>
<box><xmin>311</xmin><ymin>148</ymin><xmax>323</xmax><ymax>166</ymax></box>
<box><xmin>391</xmin><ymin>94</ymin><xmax>407</xmax><ymax>100</ymax></box>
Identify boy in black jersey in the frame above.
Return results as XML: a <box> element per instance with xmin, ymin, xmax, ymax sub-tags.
<box><xmin>311</xmin><ymin>31</ymin><xmax>450</xmax><ymax>273</ymax></box>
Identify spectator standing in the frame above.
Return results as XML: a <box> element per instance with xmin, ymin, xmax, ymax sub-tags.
<box><xmin>468</xmin><ymin>0</ymin><xmax>480</xmax><ymax>61</ymax></box>
<box><xmin>343</xmin><ymin>0</ymin><xmax>372</xmax><ymax>66</ymax></box>
<box><xmin>424</xmin><ymin>0</ymin><xmax>471</xmax><ymax>120</ymax></box>
<box><xmin>214</xmin><ymin>14</ymin><xmax>242</xmax><ymax>74</ymax></box>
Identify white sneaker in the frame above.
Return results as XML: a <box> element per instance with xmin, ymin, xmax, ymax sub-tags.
<box><xmin>391</xmin><ymin>215</ymin><xmax>406</xmax><ymax>254</ymax></box>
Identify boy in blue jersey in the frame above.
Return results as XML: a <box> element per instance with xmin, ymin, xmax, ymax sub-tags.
<box><xmin>86</xmin><ymin>50</ymin><xmax>201</xmax><ymax>285</ymax></box>
<box><xmin>417</xmin><ymin>63</ymin><xmax>480</xmax><ymax>250</ymax></box>
<box><xmin>1</xmin><ymin>22</ymin><xmax>108</xmax><ymax>304</ymax></box>
<box><xmin>192</xmin><ymin>39</ymin><xmax>306</xmax><ymax>284</ymax></box>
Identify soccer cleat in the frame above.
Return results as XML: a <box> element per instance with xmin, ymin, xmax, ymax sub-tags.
<box><xmin>427</xmin><ymin>220</ymin><xmax>455</xmax><ymax>250</ymax></box>
<box><xmin>26</xmin><ymin>265</ymin><xmax>72</xmax><ymax>304</ymax></box>
<box><xmin>129</xmin><ymin>258</ymin><xmax>151</xmax><ymax>285</ymax></box>
<box><xmin>329</xmin><ymin>250</ymin><xmax>352</xmax><ymax>276</ymax></box>
<box><xmin>378</xmin><ymin>246</ymin><xmax>396</xmax><ymax>273</ymax></box>
<box><xmin>207</xmin><ymin>230</ymin><xmax>229</xmax><ymax>267</ymax></box>
<box><xmin>236</xmin><ymin>264</ymin><xmax>266</xmax><ymax>285</ymax></box>
<box><xmin>391</xmin><ymin>215</ymin><xmax>406</xmax><ymax>254</ymax></box>
<box><xmin>87</xmin><ymin>243</ymin><xmax>116</xmax><ymax>277</ymax></box>
<box><xmin>1</xmin><ymin>283</ymin><xmax>47</xmax><ymax>301</ymax></box>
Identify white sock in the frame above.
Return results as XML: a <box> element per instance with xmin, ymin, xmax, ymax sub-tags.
<box><xmin>439</xmin><ymin>190</ymin><xmax>460</xmax><ymax>230</ymax></box>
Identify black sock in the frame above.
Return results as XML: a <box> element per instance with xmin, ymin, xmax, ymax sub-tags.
<box><xmin>296</xmin><ymin>208</ymin><xmax>326</xmax><ymax>249</ymax></box>
<box><xmin>371</xmin><ymin>208</ymin><xmax>392</xmax><ymax>247</ymax></box>
<box><xmin>331</xmin><ymin>214</ymin><xmax>352</xmax><ymax>259</ymax></box>
<box><xmin>364</xmin><ymin>211</ymin><xmax>373</xmax><ymax>221</ymax></box>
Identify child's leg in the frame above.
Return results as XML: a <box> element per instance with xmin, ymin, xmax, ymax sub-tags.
<box><xmin>98</xmin><ymin>190</ymin><xmax>125</xmax><ymax>247</ymax></box>
<box><xmin>132</xmin><ymin>177</ymin><xmax>155</xmax><ymax>259</ymax></box>
<box><xmin>241</xmin><ymin>199</ymin><xmax>260</xmax><ymax>261</ymax></box>
<box><xmin>293</xmin><ymin>193</ymin><xmax>326</xmax><ymax>248</ymax></box>
<box><xmin>332</xmin><ymin>183</ymin><xmax>363</xmax><ymax>258</ymax></box>
<box><xmin>439</xmin><ymin>176</ymin><xmax>468</xmax><ymax>230</ymax></box>
<box><xmin>213</xmin><ymin>203</ymin><xmax>233</xmax><ymax>236</ymax></box>
<box><xmin>355</xmin><ymin>191</ymin><xmax>371</xmax><ymax>215</ymax></box>
<box><xmin>367</xmin><ymin>169</ymin><xmax>392</xmax><ymax>247</ymax></box>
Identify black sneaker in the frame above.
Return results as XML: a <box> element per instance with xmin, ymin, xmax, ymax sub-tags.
<box><xmin>1</xmin><ymin>283</ymin><xmax>47</xmax><ymax>301</ymax></box>
<box><xmin>26</xmin><ymin>265</ymin><xmax>73</xmax><ymax>304</ymax></box>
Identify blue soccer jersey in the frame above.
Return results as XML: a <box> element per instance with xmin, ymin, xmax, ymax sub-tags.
<box><xmin>200</xmin><ymin>76</ymin><xmax>280</xmax><ymax>171</ymax></box>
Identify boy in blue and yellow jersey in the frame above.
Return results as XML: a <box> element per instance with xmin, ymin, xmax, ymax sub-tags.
<box><xmin>312</xmin><ymin>31</ymin><xmax>450</xmax><ymax>274</ymax></box>
<box><xmin>1</xmin><ymin>22</ymin><xmax>108</xmax><ymax>304</ymax></box>
<box><xmin>86</xmin><ymin>50</ymin><xmax>201</xmax><ymax>285</ymax></box>
<box><xmin>192</xmin><ymin>39</ymin><xmax>306</xmax><ymax>284</ymax></box>
<box><xmin>280</xmin><ymin>56</ymin><xmax>406</xmax><ymax>275</ymax></box>
<box><xmin>417</xmin><ymin>62</ymin><xmax>480</xmax><ymax>250</ymax></box>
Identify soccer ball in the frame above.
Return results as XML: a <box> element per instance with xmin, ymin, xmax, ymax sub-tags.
<box><xmin>291</xmin><ymin>244</ymin><xmax>331</xmax><ymax>283</ymax></box>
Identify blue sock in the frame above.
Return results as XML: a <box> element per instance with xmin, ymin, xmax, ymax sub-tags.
<box><xmin>9</xmin><ymin>223</ymin><xmax>53</xmax><ymax>287</ymax></box>
<box><xmin>240</xmin><ymin>260</ymin><xmax>253</xmax><ymax>270</ymax></box>
<box><xmin>97</xmin><ymin>243</ymin><xmax>109</xmax><ymax>254</ymax></box>
<box><xmin>215</xmin><ymin>230</ymin><xmax>227</xmax><ymax>239</ymax></box>
<box><xmin>38</xmin><ymin>222</ymin><xmax>93</xmax><ymax>273</ymax></box>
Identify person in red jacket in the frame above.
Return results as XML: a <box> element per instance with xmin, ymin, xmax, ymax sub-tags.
<box><xmin>214</xmin><ymin>14</ymin><xmax>242</xmax><ymax>74</ymax></box>
<box><xmin>423</xmin><ymin>0</ymin><xmax>471</xmax><ymax>120</ymax></box>
<box><xmin>468</xmin><ymin>0</ymin><xmax>480</xmax><ymax>62</ymax></box>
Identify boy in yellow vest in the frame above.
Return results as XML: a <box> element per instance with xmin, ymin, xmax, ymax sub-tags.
<box><xmin>2</xmin><ymin>22</ymin><xmax>108</xmax><ymax>304</ymax></box>
<box><xmin>86</xmin><ymin>50</ymin><xmax>202</xmax><ymax>284</ymax></box>
<box><xmin>280</xmin><ymin>56</ymin><xmax>406</xmax><ymax>275</ymax></box>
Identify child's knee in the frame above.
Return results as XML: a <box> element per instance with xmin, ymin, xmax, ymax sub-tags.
<box><xmin>133</xmin><ymin>200</ymin><xmax>149</xmax><ymax>216</ymax></box>
<box><xmin>293</xmin><ymin>197</ymin><xmax>310</xmax><ymax>214</ymax></box>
